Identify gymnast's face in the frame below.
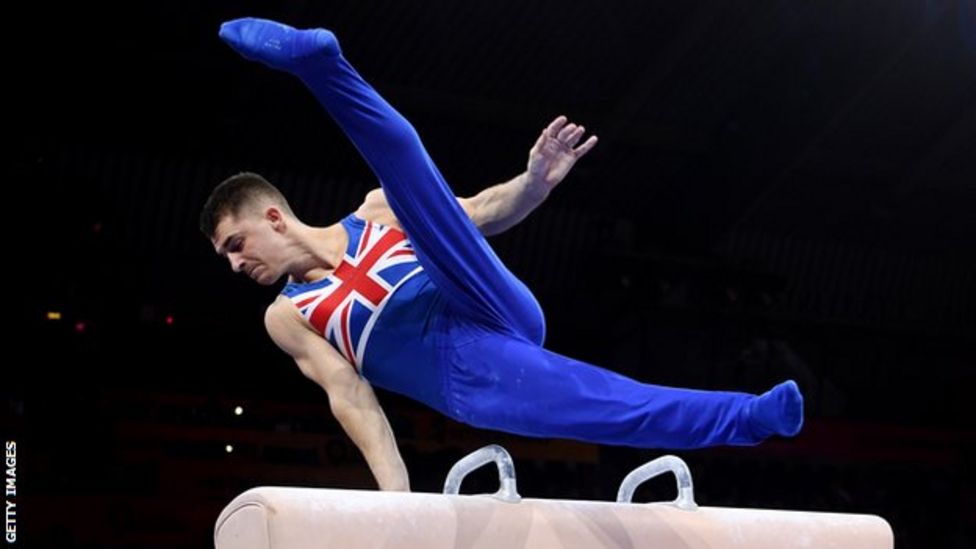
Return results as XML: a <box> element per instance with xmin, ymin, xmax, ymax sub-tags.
<box><xmin>211</xmin><ymin>207</ymin><xmax>289</xmax><ymax>286</ymax></box>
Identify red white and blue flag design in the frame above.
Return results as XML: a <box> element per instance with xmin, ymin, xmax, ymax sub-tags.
<box><xmin>281</xmin><ymin>217</ymin><xmax>422</xmax><ymax>368</ymax></box>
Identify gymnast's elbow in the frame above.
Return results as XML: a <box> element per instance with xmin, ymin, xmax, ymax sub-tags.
<box><xmin>326</xmin><ymin>393</ymin><xmax>359</xmax><ymax>425</ymax></box>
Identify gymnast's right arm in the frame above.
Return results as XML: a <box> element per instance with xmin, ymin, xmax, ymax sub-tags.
<box><xmin>263</xmin><ymin>297</ymin><xmax>410</xmax><ymax>492</ymax></box>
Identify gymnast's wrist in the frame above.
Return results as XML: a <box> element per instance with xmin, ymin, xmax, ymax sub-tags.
<box><xmin>519</xmin><ymin>172</ymin><xmax>551</xmax><ymax>203</ymax></box>
<box><xmin>376</xmin><ymin>471</ymin><xmax>411</xmax><ymax>492</ymax></box>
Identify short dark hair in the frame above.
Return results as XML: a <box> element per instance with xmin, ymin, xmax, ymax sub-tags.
<box><xmin>199</xmin><ymin>172</ymin><xmax>297</xmax><ymax>239</ymax></box>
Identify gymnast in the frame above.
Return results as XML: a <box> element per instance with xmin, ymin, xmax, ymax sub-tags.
<box><xmin>201</xmin><ymin>17</ymin><xmax>804</xmax><ymax>491</ymax></box>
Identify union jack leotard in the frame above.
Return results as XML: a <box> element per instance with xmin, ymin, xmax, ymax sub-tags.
<box><xmin>280</xmin><ymin>213</ymin><xmax>449</xmax><ymax>411</ymax></box>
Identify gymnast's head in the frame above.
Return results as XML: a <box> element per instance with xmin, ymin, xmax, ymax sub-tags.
<box><xmin>200</xmin><ymin>172</ymin><xmax>300</xmax><ymax>285</ymax></box>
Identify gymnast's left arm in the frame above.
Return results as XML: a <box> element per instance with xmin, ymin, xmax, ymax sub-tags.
<box><xmin>464</xmin><ymin>115</ymin><xmax>598</xmax><ymax>236</ymax></box>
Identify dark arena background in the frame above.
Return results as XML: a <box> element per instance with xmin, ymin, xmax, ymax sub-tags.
<box><xmin>6</xmin><ymin>1</ymin><xmax>974</xmax><ymax>547</ymax></box>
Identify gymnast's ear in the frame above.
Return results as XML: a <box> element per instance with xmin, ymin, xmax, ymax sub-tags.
<box><xmin>261</xmin><ymin>204</ymin><xmax>292</xmax><ymax>232</ymax></box>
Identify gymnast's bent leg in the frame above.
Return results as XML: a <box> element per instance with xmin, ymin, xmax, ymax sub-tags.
<box><xmin>218</xmin><ymin>18</ymin><xmax>544</xmax><ymax>344</ymax></box>
<box><xmin>446</xmin><ymin>330</ymin><xmax>804</xmax><ymax>448</ymax></box>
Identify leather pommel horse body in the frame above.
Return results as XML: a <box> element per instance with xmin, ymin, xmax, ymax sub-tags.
<box><xmin>214</xmin><ymin>447</ymin><xmax>894</xmax><ymax>548</ymax></box>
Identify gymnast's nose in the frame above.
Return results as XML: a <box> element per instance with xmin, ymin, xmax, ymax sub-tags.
<box><xmin>228</xmin><ymin>254</ymin><xmax>245</xmax><ymax>273</ymax></box>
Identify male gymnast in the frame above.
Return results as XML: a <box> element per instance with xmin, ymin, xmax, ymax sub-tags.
<box><xmin>201</xmin><ymin>18</ymin><xmax>804</xmax><ymax>491</ymax></box>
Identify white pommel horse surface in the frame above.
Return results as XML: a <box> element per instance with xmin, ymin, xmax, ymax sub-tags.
<box><xmin>214</xmin><ymin>445</ymin><xmax>894</xmax><ymax>548</ymax></box>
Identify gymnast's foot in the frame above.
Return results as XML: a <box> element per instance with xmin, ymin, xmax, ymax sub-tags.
<box><xmin>745</xmin><ymin>380</ymin><xmax>804</xmax><ymax>439</ymax></box>
<box><xmin>218</xmin><ymin>17</ymin><xmax>340</xmax><ymax>73</ymax></box>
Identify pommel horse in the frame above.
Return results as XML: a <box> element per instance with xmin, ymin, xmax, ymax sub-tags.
<box><xmin>215</xmin><ymin>445</ymin><xmax>893</xmax><ymax>548</ymax></box>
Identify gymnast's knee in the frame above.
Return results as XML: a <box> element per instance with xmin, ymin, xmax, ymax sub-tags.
<box><xmin>527</xmin><ymin>315</ymin><xmax>546</xmax><ymax>347</ymax></box>
<box><xmin>505</xmin><ymin>279</ymin><xmax>546</xmax><ymax>346</ymax></box>
<box><xmin>518</xmin><ymin>304</ymin><xmax>546</xmax><ymax>347</ymax></box>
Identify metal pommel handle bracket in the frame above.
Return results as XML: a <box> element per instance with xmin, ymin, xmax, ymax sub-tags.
<box><xmin>442</xmin><ymin>444</ymin><xmax>522</xmax><ymax>503</ymax></box>
<box><xmin>616</xmin><ymin>455</ymin><xmax>699</xmax><ymax>511</ymax></box>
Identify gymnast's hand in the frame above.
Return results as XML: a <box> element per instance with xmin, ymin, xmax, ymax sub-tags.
<box><xmin>218</xmin><ymin>17</ymin><xmax>340</xmax><ymax>74</ymax></box>
<box><xmin>526</xmin><ymin>116</ymin><xmax>598</xmax><ymax>194</ymax></box>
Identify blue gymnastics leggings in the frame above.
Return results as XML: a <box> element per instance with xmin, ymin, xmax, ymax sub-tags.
<box><xmin>219</xmin><ymin>18</ymin><xmax>802</xmax><ymax>448</ymax></box>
